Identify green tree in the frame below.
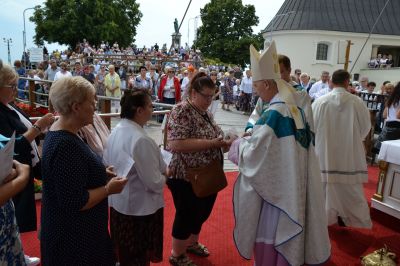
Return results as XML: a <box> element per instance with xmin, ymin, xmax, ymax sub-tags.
<box><xmin>194</xmin><ymin>0</ymin><xmax>263</xmax><ymax>66</ymax></box>
<box><xmin>30</xmin><ymin>0</ymin><xmax>142</xmax><ymax>48</ymax></box>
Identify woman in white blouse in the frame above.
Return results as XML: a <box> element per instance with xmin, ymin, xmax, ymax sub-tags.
<box><xmin>375</xmin><ymin>82</ymin><xmax>400</xmax><ymax>152</ymax></box>
<box><xmin>104</xmin><ymin>89</ymin><xmax>169</xmax><ymax>266</ymax></box>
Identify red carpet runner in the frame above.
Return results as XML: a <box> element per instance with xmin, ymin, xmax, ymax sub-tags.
<box><xmin>21</xmin><ymin>166</ymin><xmax>400</xmax><ymax>265</ymax></box>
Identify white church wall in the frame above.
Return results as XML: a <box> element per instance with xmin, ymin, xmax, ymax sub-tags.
<box><xmin>263</xmin><ymin>30</ymin><xmax>400</xmax><ymax>84</ymax></box>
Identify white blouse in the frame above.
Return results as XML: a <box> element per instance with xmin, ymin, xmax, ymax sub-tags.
<box><xmin>104</xmin><ymin>119</ymin><xmax>166</xmax><ymax>216</ymax></box>
<box><xmin>387</xmin><ymin>103</ymin><xmax>400</xmax><ymax>122</ymax></box>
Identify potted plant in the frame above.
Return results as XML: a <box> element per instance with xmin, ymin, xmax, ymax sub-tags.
<box><xmin>34</xmin><ymin>178</ymin><xmax>42</xmax><ymax>200</ymax></box>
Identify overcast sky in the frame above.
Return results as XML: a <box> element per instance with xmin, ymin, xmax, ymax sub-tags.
<box><xmin>0</xmin><ymin>0</ymin><xmax>285</xmax><ymax>64</ymax></box>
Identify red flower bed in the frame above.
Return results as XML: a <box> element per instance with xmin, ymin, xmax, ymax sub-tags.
<box><xmin>15</xmin><ymin>102</ymin><xmax>49</xmax><ymax>117</ymax></box>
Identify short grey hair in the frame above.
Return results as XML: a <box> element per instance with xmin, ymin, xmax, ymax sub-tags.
<box><xmin>0</xmin><ymin>60</ymin><xmax>19</xmax><ymax>88</ymax></box>
<box><xmin>300</xmin><ymin>73</ymin><xmax>309</xmax><ymax>78</ymax></box>
<box><xmin>50</xmin><ymin>76</ymin><xmax>95</xmax><ymax>115</ymax></box>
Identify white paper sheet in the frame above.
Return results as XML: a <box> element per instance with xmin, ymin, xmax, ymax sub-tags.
<box><xmin>0</xmin><ymin>133</ymin><xmax>15</xmax><ymax>184</ymax></box>
<box><xmin>161</xmin><ymin>149</ymin><xmax>173</xmax><ymax>166</ymax></box>
<box><xmin>105</xmin><ymin>151</ymin><xmax>135</xmax><ymax>178</ymax></box>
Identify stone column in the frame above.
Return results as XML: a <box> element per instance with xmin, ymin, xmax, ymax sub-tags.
<box><xmin>171</xmin><ymin>33</ymin><xmax>182</xmax><ymax>50</ymax></box>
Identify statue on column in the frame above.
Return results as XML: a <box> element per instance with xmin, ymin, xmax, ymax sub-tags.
<box><xmin>171</xmin><ymin>18</ymin><xmax>182</xmax><ymax>50</ymax></box>
<box><xmin>174</xmin><ymin>18</ymin><xmax>179</xmax><ymax>33</ymax></box>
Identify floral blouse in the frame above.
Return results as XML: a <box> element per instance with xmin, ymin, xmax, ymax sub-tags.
<box><xmin>167</xmin><ymin>100</ymin><xmax>224</xmax><ymax>180</ymax></box>
<box><xmin>0</xmin><ymin>200</ymin><xmax>25</xmax><ymax>265</ymax></box>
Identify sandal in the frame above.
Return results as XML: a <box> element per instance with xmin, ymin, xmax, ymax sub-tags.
<box><xmin>187</xmin><ymin>242</ymin><xmax>210</xmax><ymax>257</ymax></box>
<box><xmin>169</xmin><ymin>254</ymin><xmax>197</xmax><ymax>266</ymax></box>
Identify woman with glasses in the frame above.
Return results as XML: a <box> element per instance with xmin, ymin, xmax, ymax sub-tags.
<box><xmin>54</xmin><ymin>62</ymin><xmax>72</xmax><ymax>81</ymax></box>
<box><xmin>158</xmin><ymin>67</ymin><xmax>181</xmax><ymax>105</ymax></box>
<box><xmin>41</xmin><ymin>76</ymin><xmax>127</xmax><ymax>265</ymax></box>
<box><xmin>0</xmin><ymin>60</ymin><xmax>55</xmax><ymax>266</ymax></box>
<box><xmin>166</xmin><ymin>72</ymin><xmax>233</xmax><ymax>266</ymax></box>
<box><xmin>158</xmin><ymin>67</ymin><xmax>181</xmax><ymax>123</ymax></box>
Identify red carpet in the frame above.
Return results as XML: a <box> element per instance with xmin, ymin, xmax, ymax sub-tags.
<box><xmin>21</xmin><ymin>166</ymin><xmax>400</xmax><ymax>265</ymax></box>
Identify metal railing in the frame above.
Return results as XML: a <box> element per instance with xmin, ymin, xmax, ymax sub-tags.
<box><xmin>16</xmin><ymin>77</ymin><xmax>174</xmax><ymax>129</ymax></box>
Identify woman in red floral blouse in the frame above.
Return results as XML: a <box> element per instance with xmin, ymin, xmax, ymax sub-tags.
<box><xmin>166</xmin><ymin>72</ymin><xmax>233</xmax><ymax>266</ymax></box>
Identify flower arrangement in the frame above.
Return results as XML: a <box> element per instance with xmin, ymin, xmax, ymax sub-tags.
<box><xmin>15</xmin><ymin>102</ymin><xmax>49</xmax><ymax>117</ymax></box>
<box><xmin>34</xmin><ymin>178</ymin><xmax>42</xmax><ymax>193</ymax></box>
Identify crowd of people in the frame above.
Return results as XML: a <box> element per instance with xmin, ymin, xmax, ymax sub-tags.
<box><xmin>1</xmin><ymin>37</ymin><xmax>400</xmax><ymax>266</ymax></box>
<box><xmin>368</xmin><ymin>53</ymin><xmax>394</xmax><ymax>69</ymax></box>
<box><xmin>21</xmin><ymin>40</ymin><xmax>203</xmax><ymax>71</ymax></box>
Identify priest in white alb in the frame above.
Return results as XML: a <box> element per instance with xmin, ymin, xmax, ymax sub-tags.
<box><xmin>229</xmin><ymin>41</ymin><xmax>331</xmax><ymax>265</ymax></box>
<box><xmin>312</xmin><ymin>69</ymin><xmax>372</xmax><ymax>228</ymax></box>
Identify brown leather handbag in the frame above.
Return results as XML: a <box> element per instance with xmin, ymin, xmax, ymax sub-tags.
<box><xmin>173</xmin><ymin>100</ymin><xmax>228</xmax><ymax>197</ymax></box>
<box><xmin>181</xmin><ymin>155</ymin><xmax>228</xmax><ymax>198</ymax></box>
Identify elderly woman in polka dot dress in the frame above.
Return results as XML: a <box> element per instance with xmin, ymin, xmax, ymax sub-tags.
<box><xmin>40</xmin><ymin>76</ymin><xmax>128</xmax><ymax>266</ymax></box>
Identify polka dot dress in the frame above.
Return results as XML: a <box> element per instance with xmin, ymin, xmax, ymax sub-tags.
<box><xmin>40</xmin><ymin>130</ymin><xmax>114</xmax><ymax>266</ymax></box>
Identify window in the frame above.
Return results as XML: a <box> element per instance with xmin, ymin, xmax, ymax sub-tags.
<box><xmin>316</xmin><ymin>43</ymin><xmax>329</xmax><ymax>61</ymax></box>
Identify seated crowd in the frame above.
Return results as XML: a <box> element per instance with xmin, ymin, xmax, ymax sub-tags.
<box><xmin>368</xmin><ymin>53</ymin><xmax>394</xmax><ymax>69</ymax></box>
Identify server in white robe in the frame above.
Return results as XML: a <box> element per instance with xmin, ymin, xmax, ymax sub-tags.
<box><xmin>230</xmin><ymin>41</ymin><xmax>331</xmax><ymax>266</ymax></box>
<box><xmin>312</xmin><ymin>69</ymin><xmax>372</xmax><ymax>228</ymax></box>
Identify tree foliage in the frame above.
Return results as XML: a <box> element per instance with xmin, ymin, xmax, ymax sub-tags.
<box><xmin>194</xmin><ymin>0</ymin><xmax>263</xmax><ymax>66</ymax></box>
<box><xmin>30</xmin><ymin>0</ymin><xmax>142</xmax><ymax>48</ymax></box>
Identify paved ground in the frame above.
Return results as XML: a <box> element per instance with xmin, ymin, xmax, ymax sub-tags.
<box><xmin>110</xmin><ymin>102</ymin><xmax>249</xmax><ymax>171</ymax></box>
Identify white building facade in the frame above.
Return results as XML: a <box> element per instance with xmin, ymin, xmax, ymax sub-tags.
<box><xmin>262</xmin><ymin>0</ymin><xmax>400</xmax><ymax>86</ymax></box>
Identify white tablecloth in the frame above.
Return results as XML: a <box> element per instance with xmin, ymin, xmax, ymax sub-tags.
<box><xmin>378</xmin><ymin>139</ymin><xmax>400</xmax><ymax>165</ymax></box>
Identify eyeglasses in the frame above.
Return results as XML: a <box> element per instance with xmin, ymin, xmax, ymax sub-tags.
<box><xmin>210</xmin><ymin>74</ymin><xmax>217</xmax><ymax>76</ymax></box>
<box><xmin>4</xmin><ymin>84</ymin><xmax>17</xmax><ymax>90</ymax></box>
<box><xmin>168</xmin><ymin>71</ymin><xmax>175</xmax><ymax>74</ymax></box>
<box><xmin>196</xmin><ymin>90</ymin><xmax>214</xmax><ymax>100</ymax></box>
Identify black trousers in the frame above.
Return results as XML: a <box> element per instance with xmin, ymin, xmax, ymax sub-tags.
<box><xmin>167</xmin><ymin>178</ymin><xmax>217</xmax><ymax>240</ymax></box>
<box><xmin>157</xmin><ymin>97</ymin><xmax>175</xmax><ymax>123</ymax></box>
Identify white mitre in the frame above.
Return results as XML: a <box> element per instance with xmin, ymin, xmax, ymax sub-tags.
<box><xmin>249</xmin><ymin>41</ymin><xmax>304</xmax><ymax>129</ymax></box>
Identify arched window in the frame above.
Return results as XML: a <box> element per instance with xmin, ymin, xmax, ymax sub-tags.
<box><xmin>316</xmin><ymin>43</ymin><xmax>329</xmax><ymax>61</ymax></box>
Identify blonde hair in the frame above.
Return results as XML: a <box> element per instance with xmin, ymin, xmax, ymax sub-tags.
<box><xmin>0</xmin><ymin>60</ymin><xmax>19</xmax><ymax>88</ymax></box>
<box><xmin>385</xmin><ymin>83</ymin><xmax>394</xmax><ymax>90</ymax></box>
<box><xmin>49</xmin><ymin>76</ymin><xmax>95</xmax><ymax>115</ymax></box>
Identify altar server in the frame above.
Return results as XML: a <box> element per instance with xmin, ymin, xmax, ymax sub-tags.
<box><xmin>312</xmin><ymin>69</ymin><xmax>372</xmax><ymax>228</ymax></box>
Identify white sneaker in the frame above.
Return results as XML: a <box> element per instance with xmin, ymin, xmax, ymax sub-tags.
<box><xmin>24</xmin><ymin>255</ymin><xmax>40</xmax><ymax>266</ymax></box>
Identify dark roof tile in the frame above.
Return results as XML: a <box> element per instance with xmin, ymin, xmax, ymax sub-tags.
<box><xmin>263</xmin><ymin>0</ymin><xmax>400</xmax><ymax>36</ymax></box>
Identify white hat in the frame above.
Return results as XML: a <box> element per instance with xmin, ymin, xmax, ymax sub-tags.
<box><xmin>250</xmin><ymin>42</ymin><xmax>280</xmax><ymax>82</ymax></box>
<box><xmin>249</xmin><ymin>41</ymin><xmax>304</xmax><ymax>129</ymax></box>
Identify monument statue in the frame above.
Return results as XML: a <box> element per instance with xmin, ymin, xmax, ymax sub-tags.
<box><xmin>174</xmin><ymin>18</ymin><xmax>179</xmax><ymax>33</ymax></box>
<box><xmin>172</xmin><ymin>18</ymin><xmax>182</xmax><ymax>49</ymax></box>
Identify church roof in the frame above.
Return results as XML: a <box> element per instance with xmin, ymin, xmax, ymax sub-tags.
<box><xmin>263</xmin><ymin>0</ymin><xmax>400</xmax><ymax>36</ymax></box>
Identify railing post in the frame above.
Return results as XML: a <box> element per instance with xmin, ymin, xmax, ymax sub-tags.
<box><xmin>101</xmin><ymin>99</ymin><xmax>111</xmax><ymax>130</ymax></box>
<box><xmin>28</xmin><ymin>79</ymin><xmax>35</xmax><ymax>109</ymax></box>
